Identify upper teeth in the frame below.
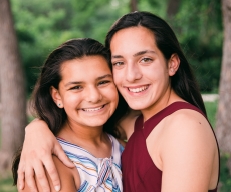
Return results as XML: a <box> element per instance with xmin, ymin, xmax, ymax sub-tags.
<box><xmin>82</xmin><ymin>105</ymin><xmax>103</xmax><ymax>112</ymax></box>
<box><xmin>129</xmin><ymin>86</ymin><xmax>148</xmax><ymax>93</ymax></box>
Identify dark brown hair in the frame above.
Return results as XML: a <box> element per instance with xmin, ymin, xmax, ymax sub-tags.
<box><xmin>105</xmin><ymin>11</ymin><xmax>206</xmax><ymax>115</ymax></box>
<box><xmin>12</xmin><ymin>38</ymin><xmax>128</xmax><ymax>184</ymax></box>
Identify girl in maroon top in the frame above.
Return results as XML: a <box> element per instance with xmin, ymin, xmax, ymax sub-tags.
<box><xmin>17</xmin><ymin>12</ymin><xmax>219</xmax><ymax>192</ymax></box>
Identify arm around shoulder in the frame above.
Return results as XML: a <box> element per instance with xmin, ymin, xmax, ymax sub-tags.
<box><xmin>22</xmin><ymin>156</ymin><xmax>79</xmax><ymax>192</ymax></box>
<box><xmin>17</xmin><ymin>119</ymin><xmax>74</xmax><ymax>192</ymax></box>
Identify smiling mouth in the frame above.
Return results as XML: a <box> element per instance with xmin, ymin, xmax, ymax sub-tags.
<box><xmin>128</xmin><ymin>85</ymin><xmax>149</xmax><ymax>93</ymax></box>
<box><xmin>81</xmin><ymin>104</ymin><xmax>106</xmax><ymax>112</ymax></box>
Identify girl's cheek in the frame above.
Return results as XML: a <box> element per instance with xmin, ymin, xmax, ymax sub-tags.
<box><xmin>112</xmin><ymin>72</ymin><xmax>121</xmax><ymax>85</ymax></box>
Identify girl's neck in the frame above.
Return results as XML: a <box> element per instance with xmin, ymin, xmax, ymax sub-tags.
<box><xmin>60</xmin><ymin>121</ymin><xmax>105</xmax><ymax>142</ymax></box>
<box><xmin>141</xmin><ymin>88</ymin><xmax>183</xmax><ymax>121</ymax></box>
<box><xmin>57</xmin><ymin>121</ymin><xmax>112</xmax><ymax>158</ymax></box>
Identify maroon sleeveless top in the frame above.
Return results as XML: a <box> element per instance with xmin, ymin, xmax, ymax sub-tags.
<box><xmin>122</xmin><ymin>102</ymin><xmax>219</xmax><ymax>192</ymax></box>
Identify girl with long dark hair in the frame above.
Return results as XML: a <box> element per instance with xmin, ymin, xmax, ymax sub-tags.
<box><xmin>12</xmin><ymin>38</ymin><xmax>127</xmax><ymax>191</ymax></box>
<box><xmin>16</xmin><ymin>12</ymin><xmax>219</xmax><ymax>192</ymax></box>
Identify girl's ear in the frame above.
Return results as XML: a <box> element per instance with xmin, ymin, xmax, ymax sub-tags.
<box><xmin>50</xmin><ymin>86</ymin><xmax>63</xmax><ymax>108</ymax></box>
<box><xmin>168</xmin><ymin>54</ymin><xmax>180</xmax><ymax>76</ymax></box>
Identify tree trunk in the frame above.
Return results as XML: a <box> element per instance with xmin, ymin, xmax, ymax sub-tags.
<box><xmin>130</xmin><ymin>0</ymin><xmax>138</xmax><ymax>12</ymax></box>
<box><xmin>216</xmin><ymin>0</ymin><xmax>231</xmax><ymax>173</ymax></box>
<box><xmin>0</xmin><ymin>0</ymin><xmax>27</xmax><ymax>174</ymax></box>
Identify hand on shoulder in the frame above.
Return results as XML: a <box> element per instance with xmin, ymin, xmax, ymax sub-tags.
<box><xmin>44</xmin><ymin>156</ymin><xmax>79</xmax><ymax>192</ymax></box>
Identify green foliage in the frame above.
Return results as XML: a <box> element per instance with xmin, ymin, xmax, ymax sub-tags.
<box><xmin>139</xmin><ymin>0</ymin><xmax>166</xmax><ymax>17</ymax></box>
<box><xmin>11</xmin><ymin>0</ymin><xmax>222</xmax><ymax>95</ymax></box>
<box><xmin>11</xmin><ymin>0</ymin><xmax>131</xmax><ymax>94</ymax></box>
<box><xmin>204</xmin><ymin>101</ymin><xmax>217</xmax><ymax>128</ymax></box>
<box><xmin>0</xmin><ymin>176</ymin><xmax>17</xmax><ymax>192</ymax></box>
<box><xmin>169</xmin><ymin>0</ymin><xmax>222</xmax><ymax>92</ymax></box>
<box><xmin>220</xmin><ymin>154</ymin><xmax>231</xmax><ymax>192</ymax></box>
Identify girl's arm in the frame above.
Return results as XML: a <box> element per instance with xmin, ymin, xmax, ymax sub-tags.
<box><xmin>159</xmin><ymin>111</ymin><xmax>218</xmax><ymax>191</ymax></box>
<box><xmin>17</xmin><ymin>119</ymin><xmax>75</xmax><ymax>192</ymax></box>
<box><xmin>21</xmin><ymin>156</ymin><xmax>79</xmax><ymax>192</ymax></box>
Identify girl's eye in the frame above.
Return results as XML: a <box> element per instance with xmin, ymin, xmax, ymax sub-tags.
<box><xmin>112</xmin><ymin>62</ymin><xmax>124</xmax><ymax>66</ymax></box>
<box><xmin>141</xmin><ymin>58</ymin><xmax>153</xmax><ymax>63</ymax></box>
<box><xmin>98</xmin><ymin>80</ymin><xmax>110</xmax><ymax>85</ymax></box>
<box><xmin>70</xmin><ymin>85</ymin><xmax>82</xmax><ymax>90</ymax></box>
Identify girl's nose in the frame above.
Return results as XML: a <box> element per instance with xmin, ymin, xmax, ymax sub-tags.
<box><xmin>126</xmin><ymin>63</ymin><xmax>142</xmax><ymax>82</ymax></box>
<box><xmin>85</xmin><ymin>86</ymin><xmax>102</xmax><ymax>103</ymax></box>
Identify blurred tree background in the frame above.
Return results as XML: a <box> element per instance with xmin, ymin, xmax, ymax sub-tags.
<box><xmin>1</xmin><ymin>0</ymin><xmax>231</xmax><ymax>191</ymax></box>
<box><xmin>10</xmin><ymin>0</ymin><xmax>222</xmax><ymax>94</ymax></box>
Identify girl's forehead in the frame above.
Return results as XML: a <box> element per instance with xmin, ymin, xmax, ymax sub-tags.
<box><xmin>110</xmin><ymin>27</ymin><xmax>159</xmax><ymax>57</ymax></box>
<box><xmin>111</xmin><ymin>26</ymin><xmax>155</xmax><ymax>41</ymax></box>
<box><xmin>60</xmin><ymin>56</ymin><xmax>112</xmax><ymax>81</ymax></box>
<box><xmin>61</xmin><ymin>55</ymin><xmax>109</xmax><ymax>69</ymax></box>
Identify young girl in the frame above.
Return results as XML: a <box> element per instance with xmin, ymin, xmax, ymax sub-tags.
<box><xmin>17</xmin><ymin>12</ymin><xmax>219</xmax><ymax>192</ymax></box>
<box><xmin>12</xmin><ymin>38</ymin><xmax>127</xmax><ymax>192</ymax></box>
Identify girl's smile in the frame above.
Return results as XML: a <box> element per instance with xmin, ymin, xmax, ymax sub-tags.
<box><xmin>51</xmin><ymin>55</ymin><xmax>118</xmax><ymax>129</ymax></box>
<box><xmin>110</xmin><ymin>26</ymin><xmax>173</xmax><ymax>119</ymax></box>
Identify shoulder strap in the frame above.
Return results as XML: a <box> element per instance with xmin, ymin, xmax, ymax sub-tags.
<box><xmin>143</xmin><ymin>102</ymin><xmax>205</xmax><ymax>138</ymax></box>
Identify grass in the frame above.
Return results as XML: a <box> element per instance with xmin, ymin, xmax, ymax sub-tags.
<box><xmin>220</xmin><ymin>154</ymin><xmax>231</xmax><ymax>192</ymax></box>
<box><xmin>0</xmin><ymin>176</ymin><xmax>17</xmax><ymax>192</ymax></box>
<box><xmin>204</xmin><ymin>101</ymin><xmax>217</xmax><ymax>128</ymax></box>
<box><xmin>204</xmin><ymin>101</ymin><xmax>231</xmax><ymax>192</ymax></box>
<box><xmin>0</xmin><ymin>101</ymin><xmax>231</xmax><ymax>192</ymax></box>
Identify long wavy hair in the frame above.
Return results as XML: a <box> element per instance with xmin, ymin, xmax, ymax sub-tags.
<box><xmin>12</xmin><ymin>38</ymin><xmax>129</xmax><ymax>184</ymax></box>
<box><xmin>105</xmin><ymin>11</ymin><xmax>206</xmax><ymax>115</ymax></box>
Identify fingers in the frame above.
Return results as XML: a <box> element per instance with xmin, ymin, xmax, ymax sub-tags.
<box><xmin>25</xmin><ymin>166</ymin><xmax>38</xmax><ymax>192</ymax></box>
<box><xmin>43</xmin><ymin>156</ymin><xmax>61</xmax><ymax>192</ymax></box>
<box><xmin>44</xmin><ymin>141</ymin><xmax>74</xmax><ymax>191</ymax></box>
<box><xmin>33</xmin><ymin>161</ymin><xmax>51</xmax><ymax>192</ymax></box>
<box><xmin>20</xmin><ymin>154</ymin><xmax>60</xmax><ymax>192</ymax></box>
<box><xmin>18</xmin><ymin>120</ymin><xmax>61</xmax><ymax>191</ymax></box>
<box><xmin>53</xmin><ymin>142</ymin><xmax>74</xmax><ymax>168</ymax></box>
<box><xmin>17</xmin><ymin>161</ymin><xmax>25</xmax><ymax>190</ymax></box>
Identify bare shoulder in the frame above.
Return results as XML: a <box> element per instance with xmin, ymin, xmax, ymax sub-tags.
<box><xmin>166</xmin><ymin>108</ymin><xmax>214</xmax><ymax>135</ymax></box>
<box><xmin>162</xmin><ymin>108</ymin><xmax>217</xmax><ymax>149</ymax></box>
<box><xmin>162</xmin><ymin>108</ymin><xmax>218</xmax><ymax>167</ymax></box>
<box><xmin>159</xmin><ymin>108</ymin><xmax>219</xmax><ymax>191</ymax></box>
<box><xmin>21</xmin><ymin>155</ymin><xmax>79</xmax><ymax>192</ymax></box>
<box><xmin>43</xmin><ymin>156</ymin><xmax>79</xmax><ymax>192</ymax></box>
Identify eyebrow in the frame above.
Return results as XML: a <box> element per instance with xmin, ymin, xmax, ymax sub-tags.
<box><xmin>111</xmin><ymin>50</ymin><xmax>156</xmax><ymax>59</ymax></box>
<box><xmin>96</xmin><ymin>74</ymin><xmax>112</xmax><ymax>80</ymax></box>
<box><xmin>134</xmin><ymin>50</ymin><xmax>156</xmax><ymax>56</ymax></box>
<box><xmin>64</xmin><ymin>74</ymin><xmax>112</xmax><ymax>87</ymax></box>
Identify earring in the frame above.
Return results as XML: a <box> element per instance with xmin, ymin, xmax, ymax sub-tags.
<box><xmin>57</xmin><ymin>103</ymin><xmax>61</xmax><ymax>107</ymax></box>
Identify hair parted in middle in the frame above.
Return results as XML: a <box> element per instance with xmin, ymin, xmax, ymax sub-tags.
<box><xmin>105</xmin><ymin>11</ymin><xmax>206</xmax><ymax>116</ymax></box>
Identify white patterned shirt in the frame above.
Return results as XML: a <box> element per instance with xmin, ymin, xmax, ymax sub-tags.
<box><xmin>57</xmin><ymin>134</ymin><xmax>124</xmax><ymax>192</ymax></box>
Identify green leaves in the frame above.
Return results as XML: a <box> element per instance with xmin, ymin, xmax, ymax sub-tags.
<box><xmin>11</xmin><ymin>0</ymin><xmax>222</xmax><ymax>94</ymax></box>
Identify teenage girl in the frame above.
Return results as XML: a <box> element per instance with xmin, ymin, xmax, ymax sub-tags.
<box><xmin>17</xmin><ymin>12</ymin><xmax>219</xmax><ymax>192</ymax></box>
<box><xmin>12</xmin><ymin>38</ymin><xmax>127</xmax><ymax>192</ymax></box>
